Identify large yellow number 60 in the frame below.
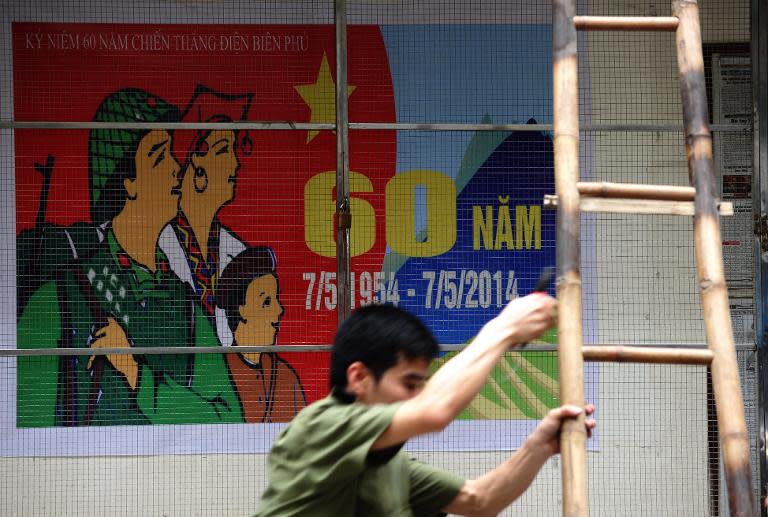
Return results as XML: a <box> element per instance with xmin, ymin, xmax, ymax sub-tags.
<box><xmin>305</xmin><ymin>170</ymin><xmax>456</xmax><ymax>258</ymax></box>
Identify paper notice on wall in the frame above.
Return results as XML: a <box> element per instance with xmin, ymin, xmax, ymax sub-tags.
<box><xmin>730</xmin><ymin>297</ymin><xmax>755</xmax><ymax>345</ymax></box>
<box><xmin>712</xmin><ymin>54</ymin><xmax>754</xmax><ymax>300</ymax></box>
<box><xmin>721</xmin><ymin>200</ymin><xmax>753</xmax><ymax>296</ymax></box>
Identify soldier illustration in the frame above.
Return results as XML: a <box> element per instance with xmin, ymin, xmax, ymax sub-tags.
<box><xmin>17</xmin><ymin>88</ymin><xmax>243</xmax><ymax>427</ymax></box>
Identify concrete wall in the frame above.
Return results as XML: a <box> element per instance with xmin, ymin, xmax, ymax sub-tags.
<box><xmin>0</xmin><ymin>1</ymin><xmax>756</xmax><ymax>515</ymax></box>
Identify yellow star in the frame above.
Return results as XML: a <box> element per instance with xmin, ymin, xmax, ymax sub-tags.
<box><xmin>294</xmin><ymin>53</ymin><xmax>356</xmax><ymax>143</ymax></box>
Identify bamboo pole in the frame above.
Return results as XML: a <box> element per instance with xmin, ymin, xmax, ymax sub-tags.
<box><xmin>582</xmin><ymin>346</ymin><xmax>713</xmax><ymax>365</ymax></box>
<box><xmin>673</xmin><ymin>1</ymin><xmax>756</xmax><ymax>515</ymax></box>
<box><xmin>573</xmin><ymin>15</ymin><xmax>679</xmax><ymax>31</ymax></box>
<box><xmin>553</xmin><ymin>1</ymin><xmax>588</xmax><ymax>515</ymax></box>
<box><xmin>543</xmin><ymin>195</ymin><xmax>734</xmax><ymax>216</ymax></box>
<box><xmin>577</xmin><ymin>181</ymin><xmax>695</xmax><ymax>201</ymax></box>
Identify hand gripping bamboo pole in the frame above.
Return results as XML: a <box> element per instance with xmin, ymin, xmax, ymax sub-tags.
<box><xmin>553</xmin><ymin>1</ymin><xmax>588</xmax><ymax>515</ymax></box>
<box><xmin>672</xmin><ymin>1</ymin><xmax>756</xmax><ymax>515</ymax></box>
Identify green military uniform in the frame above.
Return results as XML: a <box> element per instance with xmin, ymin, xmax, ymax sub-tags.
<box><xmin>17</xmin><ymin>229</ymin><xmax>243</xmax><ymax>427</ymax></box>
<box><xmin>257</xmin><ymin>395</ymin><xmax>464</xmax><ymax>517</ymax></box>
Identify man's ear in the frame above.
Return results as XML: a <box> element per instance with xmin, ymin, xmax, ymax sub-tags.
<box><xmin>123</xmin><ymin>177</ymin><xmax>138</xmax><ymax>201</ymax></box>
<box><xmin>345</xmin><ymin>361</ymin><xmax>372</xmax><ymax>399</ymax></box>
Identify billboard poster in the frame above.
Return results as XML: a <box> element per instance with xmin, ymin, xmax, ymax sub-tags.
<box><xmin>3</xmin><ymin>21</ymin><xmax>596</xmax><ymax>455</ymax></box>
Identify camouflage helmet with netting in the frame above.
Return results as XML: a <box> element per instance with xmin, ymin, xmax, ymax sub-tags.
<box><xmin>88</xmin><ymin>88</ymin><xmax>181</xmax><ymax>222</ymax></box>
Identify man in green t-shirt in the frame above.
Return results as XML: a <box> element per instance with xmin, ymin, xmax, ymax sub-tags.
<box><xmin>258</xmin><ymin>295</ymin><xmax>595</xmax><ymax>516</ymax></box>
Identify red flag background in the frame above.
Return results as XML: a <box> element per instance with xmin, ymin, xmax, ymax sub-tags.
<box><xmin>13</xmin><ymin>23</ymin><xmax>396</xmax><ymax>403</ymax></box>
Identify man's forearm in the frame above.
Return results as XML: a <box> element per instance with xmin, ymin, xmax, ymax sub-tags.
<box><xmin>370</xmin><ymin>320</ymin><xmax>514</xmax><ymax>449</ymax></box>
<box><xmin>445</xmin><ymin>441</ymin><xmax>551</xmax><ymax>516</ymax></box>
<box><xmin>414</xmin><ymin>320</ymin><xmax>512</xmax><ymax>424</ymax></box>
<box><xmin>413</xmin><ymin>294</ymin><xmax>555</xmax><ymax>426</ymax></box>
<box><xmin>447</xmin><ymin>404</ymin><xmax>594</xmax><ymax>515</ymax></box>
<box><xmin>373</xmin><ymin>294</ymin><xmax>556</xmax><ymax>449</ymax></box>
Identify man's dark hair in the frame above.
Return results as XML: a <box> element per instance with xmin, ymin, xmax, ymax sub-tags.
<box><xmin>330</xmin><ymin>304</ymin><xmax>439</xmax><ymax>400</ymax></box>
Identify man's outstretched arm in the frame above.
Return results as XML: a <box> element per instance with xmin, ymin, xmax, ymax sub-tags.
<box><xmin>444</xmin><ymin>404</ymin><xmax>596</xmax><ymax>517</ymax></box>
<box><xmin>372</xmin><ymin>293</ymin><xmax>557</xmax><ymax>450</ymax></box>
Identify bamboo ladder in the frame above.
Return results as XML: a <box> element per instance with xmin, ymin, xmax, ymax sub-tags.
<box><xmin>551</xmin><ymin>1</ymin><xmax>756</xmax><ymax>515</ymax></box>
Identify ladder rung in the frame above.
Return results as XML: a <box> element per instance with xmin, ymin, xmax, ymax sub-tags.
<box><xmin>577</xmin><ymin>181</ymin><xmax>695</xmax><ymax>201</ymax></box>
<box><xmin>573</xmin><ymin>15</ymin><xmax>679</xmax><ymax>31</ymax></box>
<box><xmin>582</xmin><ymin>346</ymin><xmax>713</xmax><ymax>365</ymax></box>
<box><xmin>543</xmin><ymin>195</ymin><xmax>733</xmax><ymax>216</ymax></box>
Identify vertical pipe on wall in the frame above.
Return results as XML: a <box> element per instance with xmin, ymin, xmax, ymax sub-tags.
<box><xmin>553</xmin><ymin>0</ymin><xmax>588</xmax><ymax>515</ymax></box>
<box><xmin>672</xmin><ymin>1</ymin><xmax>757</xmax><ymax>515</ymax></box>
<box><xmin>335</xmin><ymin>0</ymin><xmax>351</xmax><ymax>325</ymax></box>
<box><xmin>754</xmin><ymin>0</ymin><xmax>768</xmax><ymax>512</ymax></box>
<box><xmin>706</xmin><ymin>371</ymin><xmax>721</xmax><ymax>515</ymax></box>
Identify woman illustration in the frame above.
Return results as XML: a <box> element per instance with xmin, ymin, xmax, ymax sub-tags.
<box><xmin>159</xmin><ymin>84</ymin><xmax>253</xmax><ymax>320</ymax></box>
<box><xmin>217</xmin><ymin>246</ymin><xmax>306</xmax><ymax>423</ymax></box>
